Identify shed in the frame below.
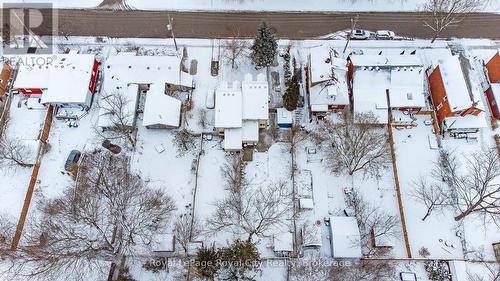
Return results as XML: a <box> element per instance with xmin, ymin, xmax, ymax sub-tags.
<box><xmin>277</xmin><ymin>108</ymin><xmax>293</xmax><ymax>128</ymax></box>
<box><xmin>302</xmin><ymin>221</ymin><xmax>322</xmax><ymax>249</ymax></box>
<box><xmin>154</xmin><ymin>233</ymin><xmax>175</xmax><ymax>253</ymax></box>
<box><xmin>327</xmin><ymin>216</ymin><xmax>362</xmax><ymax>258</ymax></box>
<box><xmin>299</xmin><ymin>198</ymin><xmax>314</xmax><ymax>210</ymax></box>
<box><xmin>273</xmin><ymin>232</ymin><xmax>293</xmax><ymax>257</ymax></box>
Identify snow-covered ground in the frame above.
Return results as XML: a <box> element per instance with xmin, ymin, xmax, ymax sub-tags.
<box><xmin>1</xmin><ymin>37</ymin><xmax>500</xmax><ymax>281</ymax></box>
<box><xmin>2</xmin><ymin>0</ymin><xmax>500</xmax><ymax>12</ymax></box>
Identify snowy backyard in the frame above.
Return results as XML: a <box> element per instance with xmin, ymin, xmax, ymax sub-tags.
<box><xmin>0</xmin><ymin>27</ymin><xmax>499</xmax><ymax>280</ymax></box>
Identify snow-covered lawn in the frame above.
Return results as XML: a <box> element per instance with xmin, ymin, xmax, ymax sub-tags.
<box><xmin>0</xmin><ymin>95</ymin><xmax>45</xmax><ymax>219</ymax></box>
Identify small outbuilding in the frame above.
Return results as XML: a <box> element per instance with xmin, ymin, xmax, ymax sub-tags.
<box><xmin>327</xmin><ymin>216</ymin><xmax>362</xmax><ymax>258</ymax></box>
<box><xmin>276</xmin><ymin>108</ymin><xmax>293</xmax><ymax>128</ymax></box>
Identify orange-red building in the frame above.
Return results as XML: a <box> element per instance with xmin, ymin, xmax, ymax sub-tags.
<box><xmin>0</xmin><ymin>63</ymin><xmax>12</xmax><ymax>99</ymax></box>
<box><xmin>428</xmin><ymin>56</ymin><xmax>485</xmax><ymax>132</ymax></box>
<box><xmin>485</xmin><ymin>52</ymin><xmax>500</xmax><ymax>119</ymax></box>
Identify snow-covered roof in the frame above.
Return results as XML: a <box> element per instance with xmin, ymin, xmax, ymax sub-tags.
<box><xmin>277</xmin><ymin>108</ymin><xmax>293</xmax><ymax>124</ymax></box>
<box><xmin>437</xmin><ymin>56</ymin><xmax>472</xmax><ymax>112</ymax></box>
<box><xmin>449</xmin><ymin>261</ymin><xmax>468</xmax><ymax>281</ymax></box>
<box><xmin>154</xmin><ymin>233</ymin><xmax>174</xmax><ymax>252</ymax></box>
<box><xmin>444</xmin><ymin>112</ymin><xmax>487</xmax><ymax>130</ymax></box>
<box><xmin>299</xmin><ymin>198</ymin><xmax>314</xmax><ymax>209</ymax></box>
<box><xmin>242</xmin><ymin>73</ymin><xmax>269</xmax><ymax>120</ymax></box>
<box><xmin>349</xmin><ymin>55</ymin><xmax>422</xmax><ymax>67</ymax></box>
<box><xmin>216</xmin><ymin>75</ymin><xmax>268</xmax><ymax>150</ymax></box>
<box><xmin>388</xmin><ymin>67</ymin><xmax>426</xmax><ymax>108</ymax></box>
<box><xmin>310</xmin><ymin>45</ymin><xmax>348</xmax><ymax>84</ymax></box>
<box><xmin>215</xmin><ymin>81</ymin><xmax>242</xmax><ymax>128</ymax></box>
<box><xmin>310</xmin><ymin>81</ymin><xmax>349</xmax><ymax>109</ymax></box>
<box><xmin>142</xmin><ymin>83</ymin><xmax>181</xmax><ymax>128</ymax></box>
<box><xmin>491</xmin><ymin>83</ymin><xmax>500</xmax><ymax>104</ymax></box>
<box><xmin>242</xmin><ymin>120</ymin><xmax>259</xmax><ymax>143</ymax></box>
<box><xmin>353</xmin><ymin>69</ymin><xmax>390</xmax><ymax>124</ymax></box>
<box><xmin>274</xmin><ymin>232</ymin><xmax>293</xmax><ymax>252</ymax></box>
<box><xmin>224</xmin><ymin>128</ymin><xmax>243</xmax><ymax>150</ymax></box>
<box><xmin>302</xmin><ymin>221</ymin><xmax>322</xmax><ymax>248</ymax></box>
<box><xmin>104</xmin><ymin>52</ymin><xmax>193</xmax><ymax>88</ymax></box>
<box><xmin>329</xmin><ymin>216</ymin><xmax>362</xmax><ymax>258</ymax></box>
<box><xmin>13</xmin><ymin>54</ymin><xmax>95</xmax><ymax>104</ymax></box>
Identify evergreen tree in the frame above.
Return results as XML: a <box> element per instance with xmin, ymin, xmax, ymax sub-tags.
<box><xmin>195</xmin><ymin>246</ymin><xmax>221</xmax><ymax>280</ymax></box>
<box><xmin>219</xmin><ymin>239</ymin><xmax>261</xmax><ymax>281</ymax></box>
<box><xmin>283</xmin><ymin>72</ymin><xmax>300</xmax><ymax>111</ymax></box>
<box><xmin>424</xmin><ymin>260</ymin><xmax>450</xmax><ymax>281</ymax></box>
<box><xmin>250</xmin><ymin>22</ymin><xmax>278</xmax><ymax>70</ymax></box>
<box><xmin>281</xmin><ymin>45</ymin><xmax>292</xmax><ymax>83</ymax></box>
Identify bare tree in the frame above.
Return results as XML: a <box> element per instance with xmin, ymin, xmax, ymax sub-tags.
<box><xmin>437</xmin><ymin>147</ymin><xmax>500</xmax><ymax>223</ymax></box>
<box><xmin>173</xmin><ymin>129</ymin><xmax>198</xmax><ymax>157</ymax></box>
<box><xmin>0</xmin><ymin>135</ymin><xmax>34</xmax><ymax>168</ymax></box>
<box><xmin>221</xmin><ymin>154</ymin><xmax>248</xmax><ymax>194</ymax></box>
<box><xmin>0</xmin><ymin>214</ymin><xmax>15</xmax><ymax>254</ymax></box>
<box><xmin>197</xmin><ymin>108</ymin><xmax>208</xmax><ymax>130</ymax></box>
<box><xmin>97</xmin><ymin>92</ymin><xmax>137</xmax><ymax>148</ymax></box>
<box><xmin>173</xmin><ymin>213</ymin><xmax>203</xmax><ymax>255</ymax></box>
<box><xmin>207</xmin><ymin>181</ymin><xmax>293</xmax><ymax>242</ymax></box>
<box><xmin>347</xmin><ymin>189</ymin><xmax>400</xmax><ymax>256</ymax></box>
<box><xmin>412</xmin><ymin>176</ymin><xmax>449</xmax><ymax>221</ymax></box>
<box><xmin>312</xmin><ymin>111</ymin><xmax>390</xmax><ymax>177</ymax></box>
<box><xmin>5</xmin><ymin>152</ymin><xmax>176</xmax><ymax>280</ymax></box>
<box><xmin>222</xmin><ymin>29</ymin><xmax>250</xmax><ymax>69</ymax></box>
<box><xmin>467</xmin><ymin>251</ymin><xmax>500</xmax><ymax>281</ymax></box>
<box><xmin>330</xmin><ymin>259</ymin><xmax>396</xmax><ymax>281</ymax></box>
<box><xmin>423</xmin><ymin>0</ymin><xmax>486</xmax><ymax>43</ymax></box>
<box><xmin>288</xmin><ymin>258</ymin><xmax>332</xmax><ymax>281</ymax></box>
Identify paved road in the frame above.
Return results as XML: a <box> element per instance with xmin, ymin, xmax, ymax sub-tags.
<box><xmin>4</xmin><ymin>9</ymin><xmax>500</xmax><ymax>39</ymax></box>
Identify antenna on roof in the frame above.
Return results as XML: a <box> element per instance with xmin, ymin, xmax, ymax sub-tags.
<box><xmin>400</xmin><ymin>50</ymin><xmax>405</xmax><ymax>55</ymax></box>
<box><xmin>378</xmin><ymin>51</ymin><xmax>383</xmax><ymax>55</ymax></box>
<box><xmin>410</xmin><ymin>50</ymin><xmax>416</xmax><ymax>55</ymax></box>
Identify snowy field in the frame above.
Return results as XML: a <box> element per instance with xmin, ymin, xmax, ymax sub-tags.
<box><xmin>0</xmin><ymin>36</ymin><xmax>499</xmax><ymax>280</ymax></box>
<box><xmin>1</xmin><ymin>0</ymin><xmax>500</xmax><ymax>12</ymax></box>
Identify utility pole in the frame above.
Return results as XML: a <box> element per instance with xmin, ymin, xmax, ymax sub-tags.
<box><xmin>343</xmin><ymin>14</ymin><xmax>359</xmax><ymax>54</ymax></box>
<box><xmin>167</xmin><ymin>15</ymin><xmax>178</xmax><ymax>52</ymax></box>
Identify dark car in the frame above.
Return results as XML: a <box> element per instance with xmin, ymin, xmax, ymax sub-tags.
<box><xmin>65</xmin><ymin>150</ymin><xmax>81</xmax><ymax>172</ymax></box>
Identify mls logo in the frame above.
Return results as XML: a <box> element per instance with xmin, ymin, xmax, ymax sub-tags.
<box><xmin>1</xmin><ymin>3</ymin><xmax>55</xmax><ymax>54</ymax></box>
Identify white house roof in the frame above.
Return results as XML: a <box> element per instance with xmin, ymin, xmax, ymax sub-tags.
<box><xmin>215</xmin><ymin>81</ymin><xmax>242</xmax><ymax>128</ymax></box>
<box><xmin>353</xmin><ymin>69</ymin><xmax>390</xmax><ymax>124</ymax></box>
<box><xmin>329</xmin><ymin>217</ymin><xmax>362</xmax><ymax>258</ymax></box>
<box><xmin>242</xmin><ymin>120</ymin><xmax>259</xmax><ymax>143</ymax></box>
<box><xmin>224</xmin><ymin>128</ymin><xmax>243</xmax><ymax>150</ymax></box>
<box><xmin>437</xmin><ymin>56</ymin><xmax>472</xmax><ymax>112</ymax></box>
<box><xmin>310</xmin><ymin>45</ymin><xmax>348</xmax><ymax>84</ymax></box>
<box><xmin>103</xmin><ymin>53</ymin><xmax>192</xmax><ymax>88</ymax></box>
<box><xmin>388</xmin><ymin>67</ymin><xmax>426</xmax><ymax>108</ymax></box>
<box><xmin>277</xmin><ymin>108</ymin><xmax>293</xmax><ymax>124</ymax></box>
<box><xmin>13</xmin><ymin>54</ymin><xmax>95</xmax><ymax>104</ymax></box>
<box><xmin>142</xmin><ymin>83</ymin><xmax>181</xmax><ymax>128</ymax></box>
<box><xmin>242</xmin><ymin>73</ymin><xmax>269</xmax><ymax>120</ymax></box>
<box><xmin>349</xmin><ymin>55</ymin><xmax>422</xmax><ymax>67</ymax></box>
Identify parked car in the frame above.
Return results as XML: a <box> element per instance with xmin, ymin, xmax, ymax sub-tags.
<box><xmin>350</xmin><ymin>29</ymin><xmax>370</xmax><ymax>40</ymax></box>
<box><xmin>65</xmin><ymin>150</ymin><xmax>81</xmax><ymax>172</ymax></box>
<box><xmin>375</xmin><ymin>30</ymin><xmax>396</xmax><ymax>40</ymax></box>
